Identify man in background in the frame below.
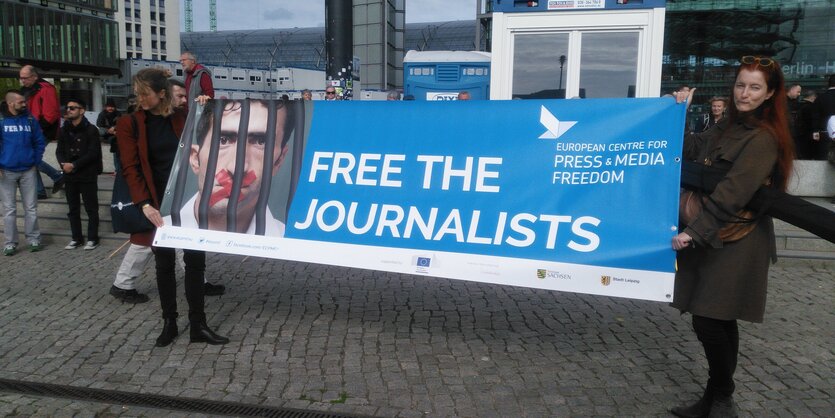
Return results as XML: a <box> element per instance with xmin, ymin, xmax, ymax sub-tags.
<box><xmin>169</xmin><ymin>78</ymin><xmax>188</xmax><ymax>110</ymax></box>
<box><xmin>0</xmin><ymin>90</ymin><xmax>45</xmax><ymax>256</ymax></box>
<box><xmin>180</xmin><ymin>51</ymin><xmax>214</xmax><ymax>109</ymax></box>
<box><xmin>795</xmin><ymin>90</ymin><xmax>818</xmax><ymax>159</ymax></box>
<box><xmin>324</xmin><ymin>86</ymin><xmax>338</xmax><ymax>101</ymax></box>
<box><xmin>56</xmin><ymin>99</ymin><xmax>102</xmax><ymax>251</ymax></box>
<box><xmin>19</xmin><ymin>65</ymin><xmax>64</xmax><ymax>198</ymax></box>
<box><xmin>457</xmin><ymin>91</ymin><xmax>471</xmax><ymax>101</ymax></box>
<box><xmin>814</xmin><ymin>75</ymin><xmax>835</xmax><ymax>203</ymax></box>
<box><xmin>97</xmin><ymin>98</ymin><xmax>121</xmax><ymax>172</ymax></box>
<box><xmin>787</xmin><ymin>83</ymin><xmax>802</xmax><ymax>145</ymax></box>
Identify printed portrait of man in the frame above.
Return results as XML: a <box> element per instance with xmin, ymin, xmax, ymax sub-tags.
<box><xmin>164</xmin><ymin>99</ymin><xmax>295</xmax><ymax>236</ymax></box>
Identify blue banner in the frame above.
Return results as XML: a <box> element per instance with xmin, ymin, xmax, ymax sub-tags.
<box><xmin>157</xmin><ymin>98</ymin><xmax>685</xmax><ymax>302</ymax></box>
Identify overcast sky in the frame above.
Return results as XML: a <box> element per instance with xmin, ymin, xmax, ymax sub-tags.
<box><xmin>180</xmin><ymin>1</ymin><xmax>477</xmax><ymax>32</ymax></box>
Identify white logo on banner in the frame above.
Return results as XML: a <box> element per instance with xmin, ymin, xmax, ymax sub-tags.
<box><xmin>539</xmin><ymin>106</ymin><xmax>577</xmax><ymax>140</ymax></box>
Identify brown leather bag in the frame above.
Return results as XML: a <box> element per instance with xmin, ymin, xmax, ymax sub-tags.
<box><xmin>679</xmin><ymin>189</ymin><xmax>758</xmax><ymax>243</ymax></box>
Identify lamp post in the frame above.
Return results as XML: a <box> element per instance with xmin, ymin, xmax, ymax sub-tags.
<box><xmin>558</xmin><ymin>54</ymin><xmax>566</xmax><ymax>98</ymax></box>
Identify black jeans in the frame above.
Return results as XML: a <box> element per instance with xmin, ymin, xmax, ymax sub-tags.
<box><xmin>153</xmin><ymin>248</ymin><xmax>206</xmax><ymax>323</ymax></box>
<box><xmin>65</xmin><ymin>181</ymin><xmax>99</xmax><ymax>242</ymax></box>
<box><xmin>692</xmin><ymin>315</ymin><xmax>739</xmax><ymax>397</ymax></box>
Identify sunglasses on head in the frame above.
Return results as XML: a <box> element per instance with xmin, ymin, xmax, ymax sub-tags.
<box><xmin>740</xmin><ymin>56</ymin><xmax>774</xmax><ymax>67</ymax></box>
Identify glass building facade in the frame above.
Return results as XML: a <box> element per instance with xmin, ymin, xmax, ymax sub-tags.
<box><xmin>0</xmin><ymin>0</ymin><xmax>120</xmax><ymax>73</ymax></box>
<box><xmin>663</xmin><ymin>0</ymin><xmax>834</xmax><ymax>103</ymax></box>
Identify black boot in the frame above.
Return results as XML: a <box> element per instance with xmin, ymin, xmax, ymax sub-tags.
<box><xmin>671</xmin><ymin>388</ymin><xmax>713</xmax><ymax>418</ymax></box>
<box><xmin>155</xmin><ymin>318</ymin><xmax>179</xmax><ymax>347</ymax></box>
<box><xmin>189</xmin><ymin>320</ymin><xmax>229</xmax><ymax>345</ymax></box>
<box><xmin>707</xmin><ymin>395</ymin><xmax>737</xmax><ymax>418</ymax></box>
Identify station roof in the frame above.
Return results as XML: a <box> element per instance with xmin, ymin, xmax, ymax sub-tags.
<box><xmin>181</xmin><ymin>20</ymin><xmax>482</xmax><ymax>70</ymax></box>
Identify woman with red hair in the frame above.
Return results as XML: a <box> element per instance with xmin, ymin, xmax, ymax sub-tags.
<box><xmin>670</xmin><ymin>56</ymin><xmax>794</xmax><ymax>418</ymax></box>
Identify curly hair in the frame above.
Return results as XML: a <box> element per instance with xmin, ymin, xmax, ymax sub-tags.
<box><xmin>132</xmin><ymin>67</ymin><xmax>173</xmax><ymax>116</ymax></box>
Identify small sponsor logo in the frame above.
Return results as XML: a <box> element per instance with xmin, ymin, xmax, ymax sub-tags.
<box><xmin>198</xmin><ymin>237</ymin><xmax>206</xmax><ymax>243</ymax></box>
<box><xmin>225</xmin><ymin>240</ymin><xmax>234</xmax><ymax>247</ymax></box>
<box><xmin>539</xmin><ymin>106</ymin><xmax>577</xmax><ymax>139</ymax></box>
<box><xmin>412</xmin><ymin>255</ymin><xmax>434</xmax><ymax>273</ymax></box>
<box><xmin>427</xmin><ymin>92</ymin><xmax>458</xmax><ymax>101</ymax></box>
<box><xmin>537</xmin><ymin>269</ymin><xmax>572</xmax><ymax>280</ymax></box>
<box><xmin>600</xmin><ymin>275</ymin><xmax>611</xmax><ymax>286</ymax></box>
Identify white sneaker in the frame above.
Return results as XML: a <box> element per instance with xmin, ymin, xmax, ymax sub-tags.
<box><xmin>65</xmin><ymin>240</ymin><xmax>82</xmax><ymax>250</ymax></box>
<box><xmin>83</xmin><ymin>240</ymin><xmax>99</xmax><ymax>250</ymax></box>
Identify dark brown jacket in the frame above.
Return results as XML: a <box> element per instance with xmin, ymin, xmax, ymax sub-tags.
<box><xmin>672</xmin><ymin>116</ymin><xmax>778</xmax><ymax>323</ymax></box>
<box><xmin>115</xmin><ymin>109</ymin><xmax>186</xmax><ymax>246</ymax></box>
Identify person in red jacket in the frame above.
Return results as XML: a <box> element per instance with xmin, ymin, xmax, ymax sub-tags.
<box><xmin>19</xmin><ymin>65</ymin><xmax>65</xmax><ymax>198</ymax></box>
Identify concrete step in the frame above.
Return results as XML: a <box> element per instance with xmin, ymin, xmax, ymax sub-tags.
<box><xmin>771</xmin><ymin>197</ymin><xmax>835</xmax><ymax>260</ymax></box>
<box><xmin>2</xmin><ymin>174</ymin><xmax>125</xmax><ymax>244</ymax></box>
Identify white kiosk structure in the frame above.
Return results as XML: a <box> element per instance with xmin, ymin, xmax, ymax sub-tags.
<box><xmin>489</xmin><ymin>0</ymin><xmax>666</xmax><ymax>100</ymax></box>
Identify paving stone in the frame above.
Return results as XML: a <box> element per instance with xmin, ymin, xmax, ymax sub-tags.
<box><xmin>0</xmin><ymin>245</ymin><xmax>831</xmax><ymax>416</ymax></box>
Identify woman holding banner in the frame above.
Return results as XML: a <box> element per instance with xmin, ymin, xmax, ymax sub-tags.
<box><xmin>670</xmin><ymin>56</ymin><xmax>794</xmax><ymax>418</ymax></box>
<box><xmin>117</xmin><ymin>68</ymin><xmax>228</xmax><ymax>347</ymax></box>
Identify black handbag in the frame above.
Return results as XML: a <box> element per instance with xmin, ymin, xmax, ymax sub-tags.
<box><xmin>111</xmin><ymin>172</ymin><xmax>154</xmax><ymax>234</ymax></box>
<box><xmin>110</xmin><ymin>113</ymin><xmax>154</xmax><ymax>234</ymax></box>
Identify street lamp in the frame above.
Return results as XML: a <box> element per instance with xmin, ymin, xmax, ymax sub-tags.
<box><xmin>558</xmin><ymin>54</ymin><xmax>566</xmax><ymax>98</ymax></box>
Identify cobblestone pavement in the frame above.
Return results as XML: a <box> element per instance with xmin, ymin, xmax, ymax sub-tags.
<box><xmin>0</xmin><ymin>240</ymin><xmax>832</xmax><ymax>417</ymax></box>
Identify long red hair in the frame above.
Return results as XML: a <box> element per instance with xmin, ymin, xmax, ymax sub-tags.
<box><xmin>727</xmin><ymin>56</ymin><xmax>794</xmax><ymax>191</ymax></box>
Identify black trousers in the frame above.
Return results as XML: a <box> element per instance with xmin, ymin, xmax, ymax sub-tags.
<box><xmin>65</xmin><ymin>181</ymin><xmax>99</xmax><ymax>242</ymax></box>
<box><xmin>153</xmin><ymin>248</ymin><xmax>206</xmax><ymax>323</ymax></box>
<box><xmin>692</xmin><ymin>315</ymin><xmax>739</xmax><ymax>397</ymax></box>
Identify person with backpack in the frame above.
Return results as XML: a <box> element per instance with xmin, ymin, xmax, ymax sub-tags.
<box><xmin>56</xmin><ymin>99</ymin><xmax>103</xmax><ymax>250</ymax></box>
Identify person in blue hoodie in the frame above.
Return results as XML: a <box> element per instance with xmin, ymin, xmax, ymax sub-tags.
<box><xmin>0</xmin><ymin>90</ymin><xmax>46</xmax><ymax>256</ymax></box>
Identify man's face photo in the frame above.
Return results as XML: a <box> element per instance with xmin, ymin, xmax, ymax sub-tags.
<box><xmin>189</xmin><ymin>101</ymin><xmax>289</xmax><ymax>230</ymax></box>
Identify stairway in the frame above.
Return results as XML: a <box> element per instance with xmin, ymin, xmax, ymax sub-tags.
<box><xmin>1</xmin><ymin>173</ymin><xmax>126</xmax><ymax>246</ymax></box>
<box><xmin>773</xmin><ymin>198</ymin><xmax>835</xmax><ymax>265</ymax></box>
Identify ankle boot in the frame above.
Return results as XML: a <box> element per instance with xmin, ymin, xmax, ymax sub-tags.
<box><xmin>707</xmin><ymin>395</ymin><xmax>737</xmax><ymax>418</ymax></box>
<box><xmin>155</xmin><ymin>318</ymin><xmax>179</xmax><ymax>347</ymax></box>
<box><xmin>189</xmin><ymin>320</ymin><xmax>229</xmax><ymax>345</ymax></box>
<box><xmin>671</xmin><ymin>388</ymin><xmax>713</xmax><ymax>418</ymax></box>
